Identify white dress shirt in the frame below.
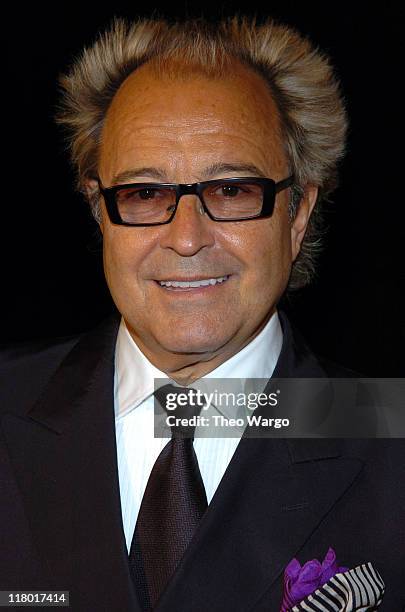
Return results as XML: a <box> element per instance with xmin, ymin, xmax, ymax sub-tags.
<box><xmin>114</xmin><ymin>312</ymin><xmax>283</xmax><ymax>552</ymax></box>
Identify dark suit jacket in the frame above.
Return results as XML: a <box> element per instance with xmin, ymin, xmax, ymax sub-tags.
<box><xmin>1</xmin><ymin>310</ymin><xmax>404</xmax><ymax>611</ymax></box>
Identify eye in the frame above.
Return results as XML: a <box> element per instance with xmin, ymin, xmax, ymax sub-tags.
<box><xmin>137</xmin><ymin>188</ymin><xmax>160</xmax><ymax>200</ymax></box>
<box><xmin>221</xmin><ymin>184</ymin><xmax>241</xmax><ymax>197</ymax></box>
<box><xmin>117</xmin><ymin>187</ymin><xmax>166</xmax><ymax>203</ymax></box>
<box><xmin>210</xmin><ymin>183</ymin><xmax>250</xmax><ymax>198</ymax></box>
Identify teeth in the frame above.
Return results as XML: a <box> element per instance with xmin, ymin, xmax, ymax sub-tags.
<box><xmin>159</xmin><ymin>275</ymin><xmax>229</xmax><ymax>288</ymax></box>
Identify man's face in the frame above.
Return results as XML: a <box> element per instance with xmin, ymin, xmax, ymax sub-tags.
<box><xmin>96</xmin><ymin>61</ymin><xmax>316</xmax><ymax>374</ymax></box>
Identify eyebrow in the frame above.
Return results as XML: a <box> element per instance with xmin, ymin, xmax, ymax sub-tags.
<box><xmin>200</xmin><ymin>162</ymin><xmax>268</xmax><ymax>180</ymax></box>
<box><xmin>110</xmin><ymin>167</ymin><xmax>167</xmax><ymax>185</ymax></box>
<box><xmin>109</xmin><ymin>162</ymin><xmax>268</xmax><ymax>186</ymax></box>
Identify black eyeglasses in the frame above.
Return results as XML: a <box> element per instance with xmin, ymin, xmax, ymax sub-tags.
<box><xmin>97</xmin><ymin>175</ymin><xmax>294</xmax><ymax>226</ymax></box>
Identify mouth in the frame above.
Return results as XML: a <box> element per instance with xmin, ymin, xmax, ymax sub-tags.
<box><xmin>154</xmin><ymin>274</ymin><xmax>232</xmax><ymax>291</ymax></box>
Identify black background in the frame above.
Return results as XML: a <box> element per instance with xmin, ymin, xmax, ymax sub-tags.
<box><xmin>3</xmin><ymin>1</ymin><xmax>404</xmax><ymax>375</ymax></box>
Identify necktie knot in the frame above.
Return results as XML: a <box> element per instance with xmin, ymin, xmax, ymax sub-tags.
<box><xmin>154</xmin><ymin>383</ymin><xmax>205</xmax><ymax>439</ymax></box>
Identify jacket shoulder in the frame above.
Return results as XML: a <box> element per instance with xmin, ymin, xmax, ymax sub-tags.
<box><xmin>0</xmin><ymin>334</ymin><xmax>81</xmax><ymax>416</ymax></box>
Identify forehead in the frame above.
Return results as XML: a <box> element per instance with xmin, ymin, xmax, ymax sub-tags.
<box><xmin>99</xmin><ymin>59</ymin><xmax>286</xmax><ymax>179</ymax></box>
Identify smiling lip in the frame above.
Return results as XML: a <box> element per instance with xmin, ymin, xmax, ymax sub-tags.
<box><xmin>155</xmin><ymin>275</ymin><xmax>230</xmax><ymax>282</ymax></box>
<box><xmin>154</xmin><ymin>274</ymin><xmax>231</xmax><ymax>289</ymax></box>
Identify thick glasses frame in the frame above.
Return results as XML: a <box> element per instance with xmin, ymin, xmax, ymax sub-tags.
<box><xmin>97</xmin><ymin>175</ymin><xmax>294</xmax><ymax>226</ymax></box>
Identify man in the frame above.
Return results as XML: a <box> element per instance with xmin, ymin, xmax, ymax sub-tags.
<box><xmin>1</xmin><ymin>15</ymin><xmax>404</xmax><ymax>612</ymax></box>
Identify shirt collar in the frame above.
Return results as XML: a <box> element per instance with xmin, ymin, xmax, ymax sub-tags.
<box><xmin>114</xmin><ymin>310</ymin><xmax>283</xmax><ymax>420</ymax></box>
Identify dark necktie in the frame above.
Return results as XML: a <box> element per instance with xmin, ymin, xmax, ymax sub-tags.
<box><xmin>129</xmin><ymin>383</ymin><xmax>208</xmax><ymax>610</ymax></box>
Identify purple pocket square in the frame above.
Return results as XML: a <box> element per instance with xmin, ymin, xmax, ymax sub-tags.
<box><xmin>281</xmin><ymin>548</ymin><xmax>385</xmax><ymax>612</ymax></box>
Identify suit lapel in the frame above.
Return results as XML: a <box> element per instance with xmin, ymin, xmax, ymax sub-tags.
<box><xmin>155</xmin><ymin>438</ymin><xmax>362</xmax><ymax>611</ymax></box>
<box><xmin>1</xmin><ymin>312</ymin><xmax>141</xmax><ymax>611</ymax></box>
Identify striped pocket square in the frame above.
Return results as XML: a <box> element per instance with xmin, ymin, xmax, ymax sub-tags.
<box><xmin>290</xmin><ymin>562</ymin><xmax>385</xmax><ymax>611</ymax></box>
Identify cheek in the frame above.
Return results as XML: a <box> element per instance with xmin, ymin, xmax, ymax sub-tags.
<box><xmin>103</xmin><ymin>232</ymin><xmax>126</xmax><ymax>284</ymax></box>
<box><xmin>102</xmin><ymin>228</ymin><xmax>150</xmax><ymax>294</ymax></box>
<box><xmin>241</xmin><ymin>218</ymin><xmax>292</xmax><ymax>280</ymax></box>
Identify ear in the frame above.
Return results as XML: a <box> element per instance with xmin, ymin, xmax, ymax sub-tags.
<box><xmin>82</xmin><ymin>177</ymin><xmax>104</xmax><ymax>234</ymax></box>
<box><xmin>290</xmin><ymin>185</ymin><xmax>318</xmax><ymax>261</ymax></box>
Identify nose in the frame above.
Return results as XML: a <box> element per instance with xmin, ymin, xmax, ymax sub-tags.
<box><xmin>159</xmin><ymin>194</ymin><xmax>215</xmax><ymax>256</ymax></box>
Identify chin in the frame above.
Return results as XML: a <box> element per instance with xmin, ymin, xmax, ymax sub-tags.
<box><xmin>157</xmin><ymin>330</ymin><xmax>228</xmax><ymax>355</ymax></box>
